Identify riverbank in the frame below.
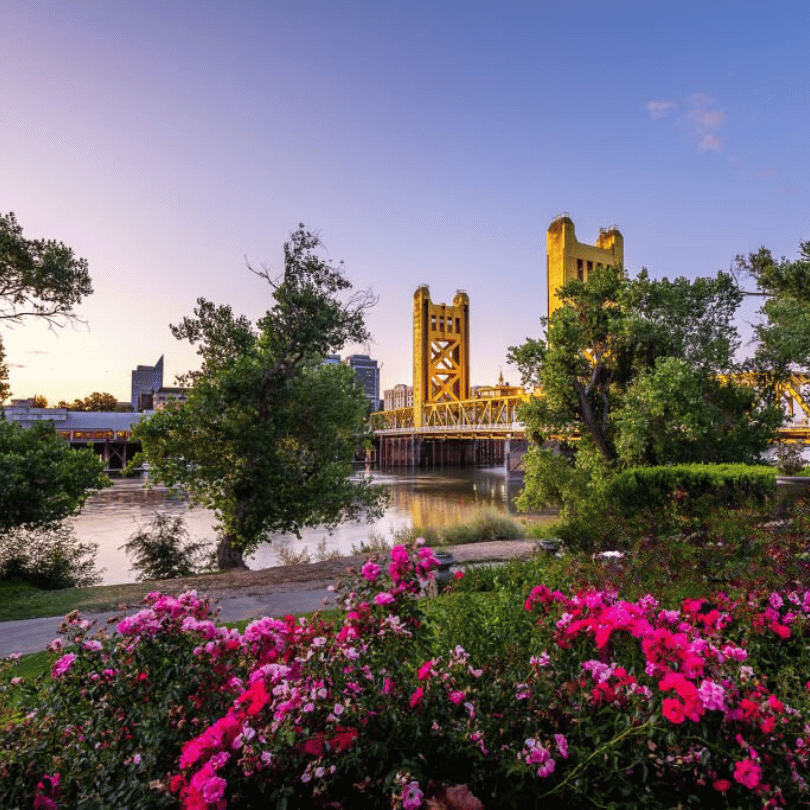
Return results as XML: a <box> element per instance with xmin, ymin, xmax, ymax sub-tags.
<box><xmin>0</xmin><ymin>539</ymin><xmax>539</xmax><ymax>624</ymax></box>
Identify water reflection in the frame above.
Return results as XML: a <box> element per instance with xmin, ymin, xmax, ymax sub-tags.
<box><xmin>73</xmin><ymin>468</ymin><xmax>538</xmax><ymax>586</ymax></box>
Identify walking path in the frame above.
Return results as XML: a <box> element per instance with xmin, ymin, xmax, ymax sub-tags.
<box><xmin>0</xmin><ymin>540</ymin><xmax>539</xmax><ymax>658</ymax></box>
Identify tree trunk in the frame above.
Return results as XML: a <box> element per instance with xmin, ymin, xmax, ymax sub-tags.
<box><xmin>216</xmin><ymin>534</ymin><xmax>248</xmax><ymax>570</ymax></box>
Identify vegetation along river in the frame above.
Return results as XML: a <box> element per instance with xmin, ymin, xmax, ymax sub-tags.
<box><xmin>71</xmin><ymin>467</ymin><xmax>543</xmax><ymax>586</ymax></box>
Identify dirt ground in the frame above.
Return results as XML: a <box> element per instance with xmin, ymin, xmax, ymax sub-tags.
<box><xmin>117</xmin><ymin>539</ymin><xmax>540</xmax><ymax>603</ymax></box>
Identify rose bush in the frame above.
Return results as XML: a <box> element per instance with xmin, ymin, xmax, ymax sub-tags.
<box><xmin>1</xmin><ymin>541</ymin><xmax>809</xmax><ymax>808</ymax></box>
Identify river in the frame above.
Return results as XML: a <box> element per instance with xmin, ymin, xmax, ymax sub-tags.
<box><xmin>70</xmin><ymin>467</ymin><xmax>541</xmax><ymax>585</ymax></box>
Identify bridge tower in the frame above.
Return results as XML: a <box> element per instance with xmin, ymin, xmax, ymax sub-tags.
<box><xmin>413</xmin><ymin>285</ymin><xmax>470</xmax><ymax>428</ymax></box>
<box><xmin>547</xmin><ymin>214</ymin><xmax>624</xmax><ymax>317</ymax></box>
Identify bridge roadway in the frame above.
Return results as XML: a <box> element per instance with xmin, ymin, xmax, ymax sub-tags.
<box><xmin>371</xmin><ymin>373</ymin><xmax>810</xmax><ymax>468</ymax></box>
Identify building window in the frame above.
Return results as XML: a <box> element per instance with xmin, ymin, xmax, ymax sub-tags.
<box><xmin>587</xmin><ymin>260</ymin><xmax>593</xmax><ymax>273</ymax></box>
<box><xmin>577</xmin><ymin>258</ymin><xmax>584</xmax><ymax>280</ymax></box>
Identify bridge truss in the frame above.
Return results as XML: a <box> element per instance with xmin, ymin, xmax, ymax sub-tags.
<box><xmin>372</xmin><ymin>373</ymin><xmax>810</xmax><ymax>444</ymax></box>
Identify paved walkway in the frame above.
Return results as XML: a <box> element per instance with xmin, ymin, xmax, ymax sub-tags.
<box><xmin>0</xmin><ymin>585</ymin><xmax>336</xmax><ymax>658</ymax></box>
<box><xmin>0</xmin><ymin>540</ymin><xmax>539</xmax><ymax>658</ymax></box>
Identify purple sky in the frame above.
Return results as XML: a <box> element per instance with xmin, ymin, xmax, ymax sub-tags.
<box><xmin>2</xmin><ymin>1</ymin><xmax>808</xmax><ymax>403</ymax></box>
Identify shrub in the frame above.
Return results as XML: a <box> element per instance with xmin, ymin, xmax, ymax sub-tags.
<box><xmin>4</xmin><ymin>542</ymin><xmax>810</xmax><ymax>808</ymax></box>
<box><xmin>775</xmin><ymin>442</ymin><xmax>805</xmax><ymax>475</ymax></box>
<box><xmin>555</xmin><ymin>464</ymin><xmax>777</xmax><ymax>552</ymax></box>
<box><xmin>121</xmin><ymin>513</ymin><xmax>210</xmax><ymax>581</ymax></box>
<box><xmin>0</xmin><ymin>521</ymin><xmax>101</xmax><ymax>589</ymax></box>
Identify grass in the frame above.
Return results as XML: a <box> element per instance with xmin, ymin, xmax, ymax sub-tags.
<box><xmin>0</xmin><ymin>569</ymin><xmax>248</xmax><ymax>623</ymax></box>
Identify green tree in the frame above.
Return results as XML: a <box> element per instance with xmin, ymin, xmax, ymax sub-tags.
<box><xmin>0</xmin><ymin>420</ymin><xmax>107</xmax><ymax>532</ymax></box>
<box><xmin>0</xmin><ymin>338</ymin><xmax>9</xmax><ymax>404</ymax></box>
<box><xmin>508</xmin><ymin>265</ymin><xmax>780</xmax><ymax>513</ymax></box>
<box><xmin>121</xmin><ymin>513</ymin><xmax>209</xmax><ymax>581</ymax></box>
<box><xmin>57</xmin><ymin>392</ymin><xmax>119</xmax><ymax>411</ymax></box>
<box><xmin>614</xmin><ymin>357</ymin><xmax>781</xmax><ymax>467</ymax></box>
<box><xmin>736</xmin><ymin>242</ymin><xmax>810</xmax><ymax>397</ymax></box>
<box><xmin>0</xmin><ymin>211</ymin><xmax>92</xmax><ymax>327</ymax></box>
<box><xmin>135</xmin><ymin>225</ymin><xmax>384</xmax><ymax>569</ymax></box>
<box><xmin>0</xmin><ymin>211</ymin><xmax>93</xmax><ymax>405</ymax></box>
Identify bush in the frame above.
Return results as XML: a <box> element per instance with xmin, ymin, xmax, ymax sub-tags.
<box><xmin>121</xmin><ymin>513</ymin><xmax>210</xmax><ymax>581</ymax></box>
<box><xmin>3</xmin><ymin>545</ymin><xmax>810</xmax><ymax>808</ymax></box>
<box><xmin>0</xmin><ymin>521</ymin><xmax>101</xmax><ymax>589</ymax></box>
<box><xmin>554</xmin><ymin>464</ymin><xmax>777</xmax><ymax>552</ymax></box>
<box><xmin>775</xmin><ymin>442</ymin><xmax>805</xmax><ymax>475</ymax></box>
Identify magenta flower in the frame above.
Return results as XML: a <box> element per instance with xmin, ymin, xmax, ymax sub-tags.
<box><xmin>402</xmin><ymin>780</ymin><xmax>423</xmax><ymax>810</ymax></box>
<box><xmin>734</xmin><ymin>758</ymin><xmax>762</xmax><ymax>790</ymax></box>
<box><xmin>51</xmin><ymin>653</ymin><xmax>77</xmax><ymax>679</ymax></box>
<box><xmin>361</xmin><ymin>561</ymin><xmax>381</xmax><ymax>582</ymax></box>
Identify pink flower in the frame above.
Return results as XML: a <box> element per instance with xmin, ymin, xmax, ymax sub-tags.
<box><xmin>361</xmin><ymin>561</ymin><xmax>381</xmax><ymax>582</ymax></box>
<box><xmin>202</xmin><ymin>776</ymin><xmax>227</xmax><ymax>804</ymax></box>
<box><xmin>448</xmin><ymin>690</ymin><xmax>465</xmax><ymax>705</ymax></box>
<box><xmin>698</xmin><ymin>679</ymin><xmax>726</xmax><ymax>712</ymax></box>
<box><xmin>374</xmin><ymin>592</ymin><xmax>395</xmax><ymax>606</ymax></box>
<box><xmin>33</xmin><ymin>773</ymin><xmax>60</xmax><ymax>810</ymax></box>
<box><xmin>454</xmin><ymin>571</ymin><xmax>465</xmax><ymax>580</ymax></box>
<box><xmin>713</xmin><ymin>779</ymin><xmax>732</xmax><ymax>792</ymax></box>
<box><xmin>734</xmin><ymin>759</ymin><xmax>762</xmax><ymax>790</ymax></box>
<box><xmin>554</xmin><ymin>734</ymin><xmax>569</xmax><ymax>758</ymax></box>
<box><xmin>662</xmin><ymin>697</ymin><xmax>686</xmax><ymax>724</ymax></box>
<box><xmin>417</xmin><ymin>660</ymin><xmax>434</xmax><ymax>680</ymax></box>
<box><xmin>409</xmin><ymin>687</ymin><xmax>425</xmax><ymax>708</ymax></box>
<box><xmin>402</xmin><ymin>780</ymin><xmax>423</xmax><ymax>810</ymax></box>
<box><xmin>51</xmin><ymin>653</ymin><xmax>76</xmax><ymax>679</ymax></box>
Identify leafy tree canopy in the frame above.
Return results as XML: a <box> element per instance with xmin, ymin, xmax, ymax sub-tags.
<box><xmin>0</xmin><ymin>212</ymin><xmax>93</xmax><ymax>404</ymax></box>
<box><xmin>0</xmin><ymin>212</ymin><xmax>92</xmax><ymax>327</ymax></box>
<box><xmin>508</xmin><ymin>265</ymin><xmax>781</xmax><ymax>513</ymax></box>
<box><xmin>57</xmin><ymin>392</ymin><xmax>120</xmax><ymax>411</ymax></box>
<box><xmin>737</xmin><ymin>241</ymin><xmax>810</xmax><ymax>303</ymax></box>
<box><xmin>736</xmin><ymin>241</ymin><xmax>810</xmax><ymax>387</ymax></box>
<box><xmin>135</xmin><ymin>226</ymin><xmax>384</xmax><ymax>569</ymax></box>
<box><xmin>0</xmin><ymin>420</ymin><xmax>108</xmax><ymax>532</ymax></box>
<box><xmin>0</xmin><ymin>338</ymin><xmax>9</xmax><ymax>404</ymax></box>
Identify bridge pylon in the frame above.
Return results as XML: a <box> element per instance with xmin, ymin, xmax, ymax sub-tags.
<box><xmin>413</xmin><ymin>285</ymin><xmax>470</xmax><ymax>428</ymax></box>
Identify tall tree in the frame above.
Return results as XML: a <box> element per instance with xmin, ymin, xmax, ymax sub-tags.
<box><xmin>135</xmin><ymin>226</ymin><xmax>384</xmax><ymax>569</ymax></box>
<box><xmin>508</xmin><ymin>266</ymin><xmax>780</xmax><ymax>512</ymax></box>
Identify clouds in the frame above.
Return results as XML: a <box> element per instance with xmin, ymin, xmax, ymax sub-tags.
<box><xmin>645</xmin><ymin>99</ymin><xmax>676</xmax><ymax>120</ymax></box>
<box><xmin>646</xmin><ymin>92</ymin><xmax>726</xmax><ymax>152</ymax></box>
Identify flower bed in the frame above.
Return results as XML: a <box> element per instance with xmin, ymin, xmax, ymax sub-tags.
<box><xmin>2</xmin><ymin>543</ymin><xmax>809</xmax><ymax>808</ymax></box>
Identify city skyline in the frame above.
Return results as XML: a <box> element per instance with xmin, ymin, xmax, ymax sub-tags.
<box><xmin>2</xmin><ymin>1</ymin><xmax>808</xmax><ymax>403</ymax></box>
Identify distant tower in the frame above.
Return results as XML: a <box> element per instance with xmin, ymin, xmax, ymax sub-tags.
<box><xmin>413</xmin><ymin>286</ymin><xmax>470</xmax><ymax>427</ymax></box>
<box><xmin>546</xmin><ymin>214</ymin><xmax>623</xmax><ymax>317</ymax></box>
<box><xmin>131</xmin><ymin>355</ymin><xmax>164</xmax><ymax>410</ymax></box>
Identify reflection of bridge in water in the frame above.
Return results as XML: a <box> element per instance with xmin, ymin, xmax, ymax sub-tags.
<box><xmin>371</xmin><ymin>217</ymin><xmax>810</xmax><ymax>470</ymax></box>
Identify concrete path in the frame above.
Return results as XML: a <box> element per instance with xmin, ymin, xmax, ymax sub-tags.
<box><xmin>0</xmin><ymin>585</ymin><xmax>336</xmax><ymax>658</ymax></box>
<box><xmin>0</xmin><ymin>539</ymin><xmax>540</xmax><ymax>659</ymax></box>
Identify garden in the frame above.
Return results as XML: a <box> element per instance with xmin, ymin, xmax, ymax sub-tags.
<box><xmin>2</xmin><ymin>464</ymin><xmax>810</xmax><ymax>809</ymax></box>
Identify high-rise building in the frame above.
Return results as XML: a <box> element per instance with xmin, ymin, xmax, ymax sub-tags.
<box><xmin>131</xmin><ymin>355</ymin><xmax>164</xmax><ymax>410</ymax></box>
<box><xmin>344</xmin><ymin>354</ymin><xmax>380</xmax><ymax>411</ymax></box>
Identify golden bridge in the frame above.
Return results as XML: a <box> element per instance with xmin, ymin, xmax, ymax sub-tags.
<box><xmin>370</xmin><ymin>217</ymin><xmax>810</xmax><ymax>469</ymax></box>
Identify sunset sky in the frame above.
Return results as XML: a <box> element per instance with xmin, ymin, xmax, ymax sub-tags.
<box><xmin>2</xmin><ymin>1</ymin><xmax>808</xmax><ymax>404</ymax></box>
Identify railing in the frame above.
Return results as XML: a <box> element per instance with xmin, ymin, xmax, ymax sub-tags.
<box><xmin>371</xmin><ymin>372</ymin><xmax>810</xmax><ymax>443</ymax></box>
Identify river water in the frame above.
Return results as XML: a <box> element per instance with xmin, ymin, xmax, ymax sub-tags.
<box><xmin>71</xmin><ymin>467</ymin><xmax>538</xmax><ymax>585</ymax></box>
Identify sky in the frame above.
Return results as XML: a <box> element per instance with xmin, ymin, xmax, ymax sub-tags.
<box><xmin>1</xmin><ymin>0</ymin><xmax>808</xmax><ymax>404</ymax></box>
